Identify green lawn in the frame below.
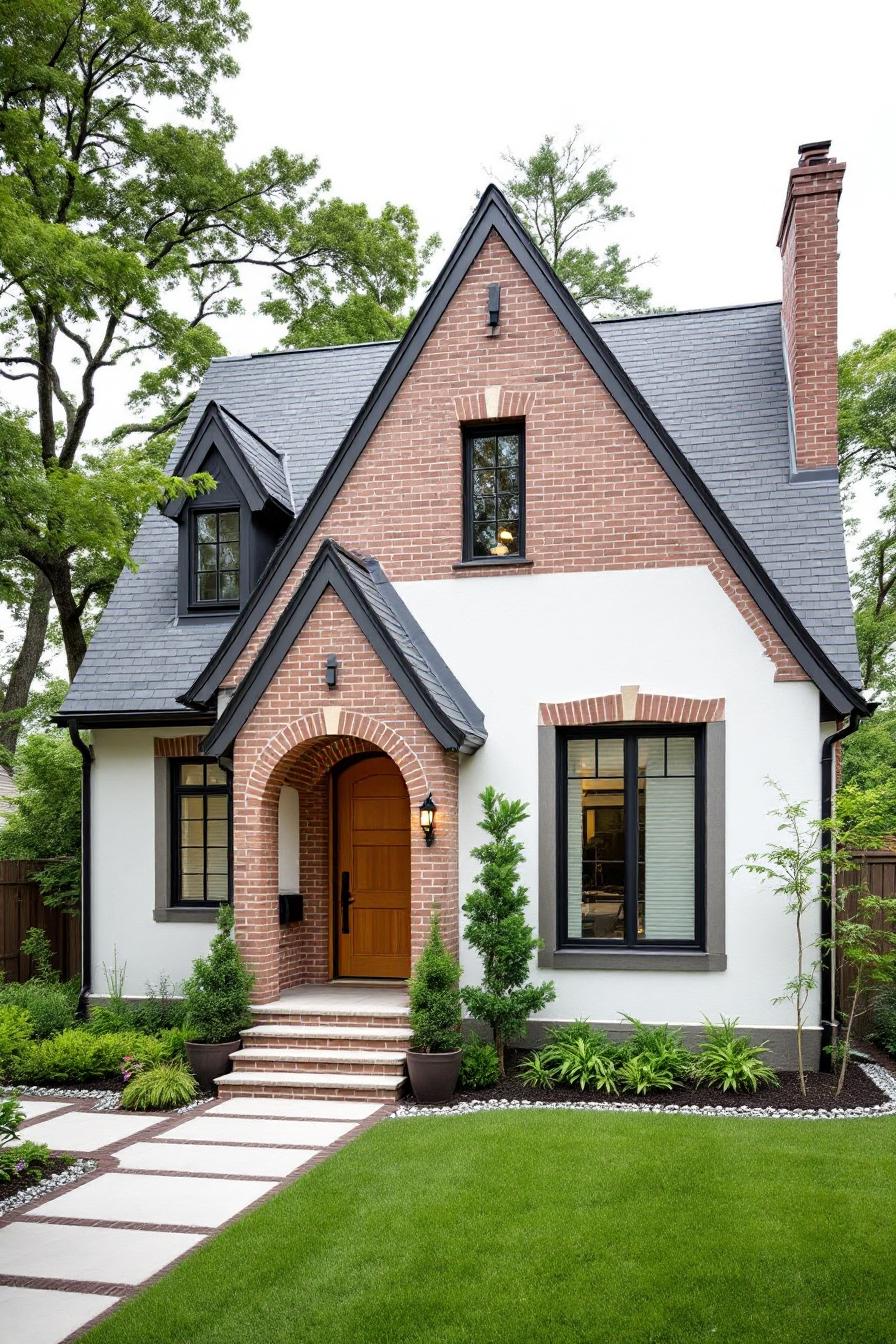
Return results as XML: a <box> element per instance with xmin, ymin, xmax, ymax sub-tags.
<box><xmin>85</xmin><ymin>1111</ymin><xmax>896</xmax><ymax>1344</ymax></box>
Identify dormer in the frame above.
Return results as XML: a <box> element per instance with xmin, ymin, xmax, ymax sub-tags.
<box><xmin>163</xmin><ymin>402</ymin><xmax>293</xmax><ymax>618</ymax></box>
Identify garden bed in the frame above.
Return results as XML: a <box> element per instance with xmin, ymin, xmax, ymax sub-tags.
<box><xmin>401</xmin><ymin>1051</ymin><xmax>892</xmax><ymax>1114</ymax></box>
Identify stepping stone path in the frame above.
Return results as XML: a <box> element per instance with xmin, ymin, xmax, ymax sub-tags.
<box><xmin>0</xmin><ymin>1091</ymin><xmax>388</xmax><ymax>1343</ymax></box>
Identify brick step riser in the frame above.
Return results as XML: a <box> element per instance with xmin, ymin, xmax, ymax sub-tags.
<box><xmin>241</xmin><ymin>1034</ymin><xmax>409</xmax><ymax>1051</ymax></box>
<box><xmin>251</xmin><ymin>1014</ymin><xmax>409</xmax><ymax>1030</ymax></box>
<box><xmin>217</xmin><ymin>1082</ymin><xmax>406</xmax><ymax>1102</ymax></box>
<box><xmin>232</xmin><ymin>1057</ymin><xmax>406</xmax><ymax>1077</ymax></box>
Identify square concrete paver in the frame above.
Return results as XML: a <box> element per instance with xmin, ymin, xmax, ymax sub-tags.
<box><xmin>0</xmin><ymin>1285</ymin><xmax>118</xmax><ymax>1344</ymax></box>
<box><xmin>17</xmin><ymin>1100</ymin><xmax>70</xmax><ymax>1121</ymax></box>
<box><xmin>0</xmin><ymin>1221</ymin><xmax>203</xmax><ymax>1285</ymax></box>
<box><xmin>14</xmin><ymin>1111</ymin><xmax>162</xmax><ymax>1153</ymax></box>
<box><xmin>159</xmin><ymin>1114</ymin><xmax>356</xmax><ymax>1147</ymax></box>
<box><xmin>26</xmin><ymin>1171</ymin><xmax>276</xmax><ymax>1229</ymax></box>
<box><xmin>211</xmin><ymin>1097</ymin><xmax>383</xmax><ymax>1121</ymax></box>
<box><xmin>115</xmin><ymin>1140</ymin><xmax>319</xmax><ymax>1178</ymax></box>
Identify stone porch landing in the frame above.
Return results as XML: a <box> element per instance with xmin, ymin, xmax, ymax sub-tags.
<box><xmin>216</xmin><ymin>982</ymin><xmax>411</xmax><ymax>1102</ymax></box>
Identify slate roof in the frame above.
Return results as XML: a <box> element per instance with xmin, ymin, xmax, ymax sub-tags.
<box><xmin>204</xmin><ymin>540</ymin><xmax>486</xmax><ymax>756</ymax></box>
<box><xmin>61</xmin><ymin>303</ymin><xmax>862</xmax><ymax>720</ymax></box>
<box><xmin>216</xmin><ymin>407</ymin><xmax>293</xmax><ymax>513</ymax></box>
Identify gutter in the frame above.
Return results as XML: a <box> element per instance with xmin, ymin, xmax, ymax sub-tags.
<box><xmin>818</xmin><ymin>708</ymin><xmax>865</xmax><ymax>1070</ymax></box>
<box><xmin>68</xmin><ymin>723</ymin><xmax>94</xmax><ymax>1019</ymax></box>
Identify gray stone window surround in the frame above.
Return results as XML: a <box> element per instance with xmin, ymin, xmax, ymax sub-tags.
<box><xmin>537</xmin><ymin>722</ymin><xmax>727</xmax><ymax>971</ymax></box>
<box><xmin>153</xmin><ymin>757</ymin><xmax>219</xmax><ymax>923</ymax></box>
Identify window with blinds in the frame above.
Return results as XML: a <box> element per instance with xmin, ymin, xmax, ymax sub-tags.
<box><xmin>171</xmin><ymin>760</ymin><xmax>231</xmax><ymax>905</ymax></box>
<box><xmin>560</xmin><ymin>729</ymin><xmax>703</xmax><ymax>948</ymax></box>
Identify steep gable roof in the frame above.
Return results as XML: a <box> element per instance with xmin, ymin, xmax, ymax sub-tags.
<box><xmin>162</xmin><ymin>401</ymin><xmax>292</xmax><ymax>519</ymax></box>
<box><xmin>184</xmin><ymin>186</ymin><xmax>868</xmax><ymax>719</ymax></box>
<box><xmin>203</xmin><ymin>539</ymin><xmax>486</xmax><ymax>757</ymax></box>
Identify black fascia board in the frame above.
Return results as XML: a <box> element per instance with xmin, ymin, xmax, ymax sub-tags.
<box><xmin>200</xmin><ymin>540</ymin><xmax>469</xmax><ymax>759</ymax></box>
<box><xmin>183</xmin><ymin>186</ymin><xmax>870</xmax><ymax>719</ymax></box>
<box><xmin>163</xmin><ymin>402</ymin><xmax>273</xmax><ymax>519</ymax></box>
<box><xmin>52</xmin><ymin>709</ymin><xmax>217</xmax><ymax>729</ymax></box>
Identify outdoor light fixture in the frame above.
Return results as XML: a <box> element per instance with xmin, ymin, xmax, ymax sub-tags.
<box><xmin>419</xmin><ymin>793</ymin><xmax>437</xmax><ymax>846</ymax></box>
<box><xmin>487</xmin><ymin>283</ymin><xmax>501</xmax><ymax>332</ymax></box>
<box><xmin>325</xmin><ymin>654</ymin><xmax>339</xmax><ymax>689</ymax></box>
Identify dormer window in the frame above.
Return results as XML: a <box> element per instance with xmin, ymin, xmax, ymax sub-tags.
<box><xmin>194</xmin><ymin>509</ymin><xmax>240</xmax><ymax>606</ymax></box>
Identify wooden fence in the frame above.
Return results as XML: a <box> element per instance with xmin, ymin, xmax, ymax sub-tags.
<box><xmin>836</xmin><ymin>847</ymin><xmax>896</xmax><ymax>1026</ymax></box>
<box><xmin>0</xmin><ymin>860</ymin><xmax>80</xmax><ymax>983</ymax></box>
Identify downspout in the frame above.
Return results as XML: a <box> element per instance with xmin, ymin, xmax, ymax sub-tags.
<box><xmin>819</xmin><ymin>709</ymin><xmax>861</xmax><ymax>1070</ymax></box>
<box><xmin>68</xmin><ymin>723</ymin><xmax>94</xmax><ymax>1019</ymax></box>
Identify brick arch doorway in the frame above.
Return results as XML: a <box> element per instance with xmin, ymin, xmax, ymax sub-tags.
<box><xmin>333</xmin><ymin>753</ymin><xmax>411</xmax><ymax>979</ymax></box>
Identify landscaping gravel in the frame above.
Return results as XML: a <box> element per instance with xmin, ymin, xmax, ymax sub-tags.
<box><xmin>0</xmin><ymin>1158</ymin><xmax>97</xmax><ymax>1218</ymax></box>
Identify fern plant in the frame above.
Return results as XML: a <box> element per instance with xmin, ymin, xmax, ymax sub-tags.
<box><xmin>693</xmin><ymin>1019</ymin><xmax>779</xmax><ymax>1093</ymax></box>
<box><xmin>121</xmin><ymin>1061</ymin><xmax>198</xmax><ymax>1111</ymax></box>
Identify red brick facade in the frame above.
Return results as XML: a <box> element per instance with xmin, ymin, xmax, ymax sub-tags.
<box><xmin>231</xmin><ymin>592</ymin><xmax>458</xmax><ymax>1003</ymax></box>
<box><xmin>778</xmin><ymin>143</ymin><xmax>845</xmax><ymax>472</ymax></box>
<box><xmin>539</xmin><ymin>693</ymin><xmax>725</xmax><ymax>727</ymax></box>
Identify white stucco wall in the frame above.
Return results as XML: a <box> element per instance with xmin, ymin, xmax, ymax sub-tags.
<box><xmin>395</xmin><ymin>565</ymin><xmax>823</xmax><ymax>1034</ymax></box>
<box><xmin>90</xmin><ymin>728</ymin><xmax>216</xmax><ymax>995</ymax></box>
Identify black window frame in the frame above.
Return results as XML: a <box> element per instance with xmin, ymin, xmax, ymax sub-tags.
<box><xmin>461</xmin><ymin>419</ymin><xmax>526</xmax><ymax>562</ymax></box>
<box><xmin>170</xmin><ymin>757</ymin><xmax>233</xmax><ymax>907</ymax></box>
<box><xmin>190</xmin><ymin>506</ymin><xmax>241</xmax><ymax>610</ymax></box>
<box><xmin>556</xmin><ymin>724</ymin><xmax>706</xmax><ymax>951</ymax></box>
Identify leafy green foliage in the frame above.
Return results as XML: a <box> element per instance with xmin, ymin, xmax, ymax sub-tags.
<box><xmin>18</xmin><ymin>927</ymin><xmax>58</xmax><ymax>981</ymax></box>
<box><xmin>517</xmin><ymin>1050</ymin><xmax>558</xmax><ymax>1091</ymax></box>
<box><xmin>551</xmin><ymin>1037</ymin><xmax>619</xmax><ymax>1093</ymax></box>
<box><xmin>693</xmin><ymin>1019</ymin><xmax>779</xmax><ymax>1093</ymax></box>
<box><xmin>5</xmin><ymin>1024</ymin><xmax>183</xmax><ymax>1084</ymax></box>
<box><xmin>0</xmin><ymin>1138</ymin><xmax>62</xmax><ymax>1184</ymax></box>
<box><xmin>870</xmin><ymin>984</ymin><xmax>896</xmax><ymax>1056</ymax></box>
<box><xmin>408</xmin><ymin>913</ymin><xmax>462</xmax><ymax>1054</ymax></box>
<box><xmin>458</xmin><ymin>1039</ymin><xmax>500</xmax><ymax>1089</ymax></box>
<box><xmin>121</xmin><ymin>1060</ymin><xmax>198</xmax><ymax>1111</ymax></box>
<box><xmin>496</xmin><ymin>129</ymin><xmax>653</xmax><ymax>316</ymax></box>
<box><xmin>0</xmin><ymin>977</ymin><xmax>77</xmax><ymax>1039</ymax></box>
<box><xmin>0</xmin><ymin>729</ymin><xmax>82</xmax><ymax>911</ymax></box>
<box><xmin>182</xmin><ymin>903</ymin><xmax>253</xmax><ymax>1044</ymax></box>
<box><xmin>617</xmin><ymin>1055</ymin><xmax>676</xmax><ymax>1095</ymax></box>
<box><xmin>839</xmin><ymin>331</ymin><xmax>896</xmax><ymax>485</ymax></box>
<box><xmin>461</xmin><ymin>787</ymin><xmax>555</xmax><ymax>1073</ymax></box>
<box><xmin>0</xmin><ymin>1005</ymin><xmax>34</xmax><ymax>1079</ymax></box>
<box><xmin>618</xmin><ymin>1017</ymin><xmax>695</xmax><ymax>1082</ymax></box>
<box><xmin>825</xmin><ymin>886</ymin><xmax>896</xmax><ymax>1092</ymax></box>
<box><xmin>0</xmin><ymin>1089</ymin><xmax>24</xmax><ymax>1144</ymax></box>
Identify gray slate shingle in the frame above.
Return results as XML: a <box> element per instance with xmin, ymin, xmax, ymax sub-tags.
<box><xmin>62</xmin><ymin>308</ymin><xmax>861</xmax><ymax>717</ymax></box>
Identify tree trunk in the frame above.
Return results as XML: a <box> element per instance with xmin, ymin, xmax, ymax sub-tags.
<box><xmin>46</xmin><ymin>560</ymin><xmax>87</xmax><ymax>679</ymax></box>
<box><xmin>0</xmin><ymin>571</ymin><xmax>52</xmax><ymax>756</ymax></box>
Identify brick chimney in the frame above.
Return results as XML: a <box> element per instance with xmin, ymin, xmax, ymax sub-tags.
<box><xmin>777</xmin><ymin>140</ymin><xmax>845</xmax><ymax>473</ymax></box>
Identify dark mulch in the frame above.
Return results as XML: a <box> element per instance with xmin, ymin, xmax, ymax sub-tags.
<box><xmin>0</xmin><ymin>1153</ymin><xmax>73</xmax><ymax>1201</ymax></box>
<box><xmin>404</xmin><ymin>1052</ymin><xmax>890</xmax><ymax>1112</ymax></box>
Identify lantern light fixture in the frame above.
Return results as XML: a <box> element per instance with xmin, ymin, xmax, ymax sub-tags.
<box><xmin>419</xmin><ymin>793</ymin><xmax>437</xmax><ymax>846</ymax></box>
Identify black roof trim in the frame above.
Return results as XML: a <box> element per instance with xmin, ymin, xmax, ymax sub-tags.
<box><xmin>162</xmin><ymin>401</ymin><xmax>291</xmax><ymax>521</ymax></box>
<box><xmin>184</xmin><ymin>185</ymin><xmax>869</xmax><ymax>719</ymax></box>
<box><xmin>53</xmin><ymin>710</ymin><xmax>217</xmax><ymax>729</ymax></box>
<box><xmin>594</xmin><ymin>300</ymin><xmax>781</xmax><ymax>324</ymax></box>
<box><xmin>200</xmin><ymin>539</ymin><xmax>487</xmax><ymax>758</ymax></box>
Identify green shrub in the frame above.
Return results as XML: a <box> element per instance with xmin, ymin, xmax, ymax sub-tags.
<box><xmin>0</xmin><ymin>978</ymin><xmax>77</xmax><ymax>1039</ymax></box>
<box><xmin>693</xmin><ymin>1019</ymin><xmax>779</xmax><ymax>1093</ymax></box>
<box><xmin>544</xmin><ymin>1020</ymin><xmax>616</xmax><ymax>1058</ymax></box>
<box><xmin>86</xmin><ymin>1001</ymin><xmax>137</xmax><ymax>1035</ymax></box>
<box><xmin>551</xmin><ymin>1037</ymin><xmax>619</xmax><ymax>1093</ymax></box>
<box><xmin>132</xmin><ymin>977</ymin><xmax>186</xmax><ymax>1033</ymax></box>
<box><xmin>8</xmin><ymin>1027</ymin><xmax>179</xmax><ymax>1085</ymax></box>
<box><xmin>618</xmin><ymin>1054</ymin><xmax>676</xmax><ymax>1095</ymax></box>
<box><xmin>619</xmin><ymin>1017</ymin><xmax>696</xmax><ymax>1081</ymax></box>
<box><xmin>518</xmin><ymin>1049</ymin><xmax>557</xmax><ymax>1090</ymax></box>
<box><xmin>19</xmin><ymin>927</ymin><xmax>58</xmax><ymax>982</ymax></box>
<box><xmin>121</xmin><ymin>1061</ymin><xmax>198</xmax><ymax>1111</ymax></box>
<box><xmin>0</xmin><ymin>1139</ymin><xmax>63</xmax><ymax>1184</ymax></box>
<box><xmin>409</xmin><ymin>913</ymin><xmax>462</xmax><ymax>1053</ymax></box>
<box><xmin>183</xmin><ymin>904</ymin><xmax>254</xmax><ymax>1044</ymax></box>
<box><xmin>870</xmin><ymin>985</ymin><xmax>896</xmax><ymax>1056</ymax></box>
<box><xmin>0</xmin><ymin>1090</ymin><xmax>25</xmax><ymax>1144</ymax></box>
<box><xmin>459</xmin><ymin>1038</ymin><xmax>500</xmax><ymax>1089</ymax></box>
<box><xmin>0</xmin><ymin>1006</ymin><xmax>34</xmax><ymax>1080</ymax></box>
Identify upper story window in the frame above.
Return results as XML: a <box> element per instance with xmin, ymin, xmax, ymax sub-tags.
<box><xmin>193</xmin><ymin>509</ymin><xmax>240</xmax><ymax>607</ymax></box>
<box><xmin>462</xmin><ymin>421</ymin><xmax>525</xmax><ymax>561</ymax></box>
<box><xmin>171</xmin><ymin>759</ymin><xmax>231</xmax><ymax>905</ymax></box>
<box><xmin>559</xmin><ymin>727</ymin><xmax>704</xmax><ymax>949</ymax></box>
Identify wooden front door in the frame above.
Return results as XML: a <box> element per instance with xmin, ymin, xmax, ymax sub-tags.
<box><xmin>336</xmin><ymin>756</ymin><xmax>411</xmax><ymax>978</ymax></box>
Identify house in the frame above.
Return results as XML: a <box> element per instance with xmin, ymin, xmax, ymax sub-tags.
<box><xmin>58</xmin><ymin>141</ymin><xmax>869</xmax><ymax>1099</ymax></box>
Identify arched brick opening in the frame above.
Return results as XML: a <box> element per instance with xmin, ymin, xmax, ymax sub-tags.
<box><xmin>232</xmin><ymin>710</ymin><xmax>458</xmax><ymax>1003</ymax></box>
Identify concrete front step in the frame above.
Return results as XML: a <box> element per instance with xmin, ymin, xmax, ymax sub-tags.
<box><xmin>241</xmin><ymin>1024</ymin><xmax>412</xmax><ymax>1050</ymax></box>
<box><xmin>233</xmin><ymin>1047</ymin><xmax>406</xmax><ymax>1076</ymax></box>
<box><xmin>215</xmin><ymin>1068</ymin><xmax>406</xmax><ymax>1102</ymax></box>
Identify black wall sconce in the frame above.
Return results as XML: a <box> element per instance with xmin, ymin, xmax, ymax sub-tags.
<box><xmin>419</xmin><ymin>793</ymin><xmax>437</xmax><ymax>846</ymax></box>
<box><xmin>487</xmin><ymin>283</ymin><xmax>501</xmax><ymax>333</ymax></box>
<box><xmin>325</xmin><ymin>654</ymin><xmax>339</xmax><ymax>689</ymax></box>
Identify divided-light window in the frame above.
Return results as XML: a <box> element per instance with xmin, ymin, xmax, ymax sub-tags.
<box><xmin>462</xmin><ymin>421</ymin><xmax>524</xmax><ymax>560</ymax></box>
<box><xmin>193</xmin><ymin>509</ymin><xmax>240</xmax><ymax>605</ymax></box>
<box><xmin>559</xmin><ymin>727</ymin><xmax>705</xmax><ymax>948</ymax></box>
<box><xmin>171</xmin><ymin>759</ymin><xmax>231</xmax><ymax>905</ymax></box>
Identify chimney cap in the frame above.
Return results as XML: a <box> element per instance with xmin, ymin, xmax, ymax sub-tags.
<box><xmin>797</xmin><ymin>140</ymin><xmax>834</xmax><ymax>166</ymax></box>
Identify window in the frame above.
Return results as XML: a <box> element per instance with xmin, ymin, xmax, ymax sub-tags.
<box><xmin>463</xmin><ymin>421</ymin><xmax>524</xmax><ymax>560</ymax></box>
<box><xmin>171</xmin><ymin>760</ymin><xmax>231</xmax><ymax>905</ymax></box>
<box><xmin>193</xmin><ymin>509</ymin><xmax>240</xmax><ymax>605</ymax></box>
<box><xmin>559</xmin><ymin>728</ymin><xmax>704</xmax><ymax>948</ymax></box>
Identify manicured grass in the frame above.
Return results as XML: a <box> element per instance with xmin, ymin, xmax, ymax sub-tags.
<box><xmin>85</xmin><ymin>1111</ymin><xmax>896</xmax><ymax>1344</ymax></box>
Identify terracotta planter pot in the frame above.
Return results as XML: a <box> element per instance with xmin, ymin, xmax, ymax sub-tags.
<box><xmin>406</xmin><ymin>1048</ymin><xmax>462</xmax><ymax>1104</ymax></box>
<box><xmin>186</xmin><ymin>1038</ymin><xmax>241</xmax><ymax>1092</ymax></box>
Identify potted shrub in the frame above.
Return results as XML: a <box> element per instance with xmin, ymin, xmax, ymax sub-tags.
<box><xmin>182</xmin><ymin>904</ymin><xmax>254</xmax><ymax>1090</ymax></box>
<box><xmin>406</xmin><ymin>911</ymin><xmax>463</xmax><ymax>1104</ymax></box>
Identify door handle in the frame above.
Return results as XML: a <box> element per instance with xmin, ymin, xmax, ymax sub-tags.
<box><xmin>340</xmin><ymin>871</ymin><xmax>354</xmax><ymax>934</ymax></box>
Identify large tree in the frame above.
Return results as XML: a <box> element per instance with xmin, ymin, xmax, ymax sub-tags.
<box><xmin>839</xmin><ymin>330</ymin><xmax>896</xmax><ymax>484</ymax></box>
<box><xmin>495</xmin><ymin>129</ymin><xmax>654</xmax><ymax>316</ymax></box>
<box><xmin>0</xmin><ymin>0</ymin><xmax>436</xmax><ymax>745</ymax></box>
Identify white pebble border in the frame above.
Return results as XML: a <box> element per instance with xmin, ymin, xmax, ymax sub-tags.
<box><xmin>2</xmin><ymin>1086</ymin><xmax>121</xmax><ymax>1112</ymax></box>
<box><xmin>0</xmin><ymin>1157</ymin><xmax>97</xmax><ymax>1219</ymax></box>
<box><xmin>394</xmin><ymin>1062</ymin><xmax>896</xmax><ymax>1123</ymax></box>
